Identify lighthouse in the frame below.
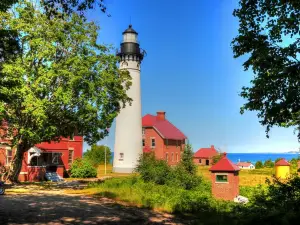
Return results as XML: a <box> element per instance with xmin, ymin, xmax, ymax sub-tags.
<box><xmin>113</xmin><ymin>25</ymin><xmax>145</xmax><ymax>173</ymax></box>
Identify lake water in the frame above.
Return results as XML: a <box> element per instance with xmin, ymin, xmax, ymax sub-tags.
<box><xmin>110</xmin><ymin>152</ymin><xmax>299</xmax><ymax>164</ymax></box>
<box><xmin>226</xmin><ymin>153</ymin><xmax>299</xmax><ymax>164</ymax></box>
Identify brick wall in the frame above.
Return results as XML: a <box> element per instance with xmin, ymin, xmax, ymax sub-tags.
<box><xmin>143</xmin><ymin>127</ymin><xmax>185</xmax><ymax>166</ymax></box>
<box><xmin>193</xmin><ymin>157</ymin><xmax>212</xmax><ymax>166</ymax></box>
<box><xmin>211</xmin><ymin>171</ymin><xmax>239</xmax><ymax>201</ymax></box>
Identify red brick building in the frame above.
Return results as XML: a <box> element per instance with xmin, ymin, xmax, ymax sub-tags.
<box><xmin>209</xmin><ymin>153</ymin><xmax>240</xmax><ymax>201</ymax></box>
<box><xmin>193</xmin><ymin>145</ymin><xmax>218</xmax><ymax>166</ymax></box>
<box><xmin>0</xmin><ymin>136</ymin><xmax>83</xmax><ymax>181</ymax></box>
<box><xmin>142</xmin><ymin>111</ymin><xmax>186</xmax><ymax>166</ymax></box>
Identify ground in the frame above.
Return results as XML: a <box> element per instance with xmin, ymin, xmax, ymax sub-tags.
<box><xmin>0</xmin><ymin>181</ymin><xmax>190</xmax><ymax>225</ymax></box>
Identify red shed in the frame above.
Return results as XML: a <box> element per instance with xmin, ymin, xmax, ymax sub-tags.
<box><xmin>209</xmin><ymin>153</ymin><xmax>240</xmax><ymax>201</ymax></box>
<box><xmin>193</xmin><ymin>145</ymin><xmax>218</xmax><ymax>166</ymax></box>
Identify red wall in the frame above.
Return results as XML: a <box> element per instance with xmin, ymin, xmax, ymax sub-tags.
<box><xmin>211</xmin><ymin>171</ymin><xmax>239</xmax><ymax>201</ymax></box>
<box><xmin>143</xmin><ymin>127</ymin><xmax>185</xmax><ymax>166</ymax></box>
<box><xmin>193</xmin><ymin>157</ymin><xmax>213</xmax><ymax>166</ymax></box>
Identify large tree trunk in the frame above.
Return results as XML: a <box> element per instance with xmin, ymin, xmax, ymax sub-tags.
<box><xmin>7</xmin><ymin>144</ymin><xmax>27</xmax><ymax>183</ymax></box>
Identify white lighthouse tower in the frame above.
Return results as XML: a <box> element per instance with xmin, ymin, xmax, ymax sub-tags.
<box><xmin>113</xmin><ymin>25</ymin><xmax>145</xmax><ymax>173</ymax></box>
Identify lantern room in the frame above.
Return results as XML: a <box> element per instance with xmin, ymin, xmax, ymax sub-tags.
<box><xmin>209</xmin><ymin>153</ymin><xmax>240</xmax><ymax>201</ymax></box>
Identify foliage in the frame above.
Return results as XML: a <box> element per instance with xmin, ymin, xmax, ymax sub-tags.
<box><xmin>136</xmin><ymin>148</ymin><xmax>201</xmax><ymax>190</ymax></box>
<box><xmin>167</xmin><ymin>165</ymin><xmax>202</xmax><ymax>190</ymax></box>
<box><xmin>212</xmin><ymin>154</ymin><xmax>223</xmax><ymax>165</ymax></box>
<box><xmin>264</xmin><ymin>159</ymin><xmax>274</xmax><ymax>168</ymax></box>
<box><xmin>0</xmin><ymin>1</ymin><xmax>131</xmax><ymax>182</ymax></box>
<box><xmin>135</xmin><ymin>152</ymin><xmax>171</xmax><ymax>185</ymax></box>
<box><xmin>255</xmin><ymin>160</ymin><xmax>264</xmax><ymax>169</ymax></box>
<box><xmin>70</xmin><ymin>158</ymin><xmax>97</xmax><ymax>178</ymax></box>
<box><xmin>237</xmin><ymin>175</ymin><xmax>300</xmax><ymax>225</ymax></box>
<box><xmin>178</xmin><ymin>144</ymin><xmax>197</xmax><ymax>175</ymax></box>
<box><xmin>232</xmin><ymin>0</ymin><xmax>300</xmax><ymax>140</ymax></box>
<box><xmin>84</xmin><ymin>145</ymin><xmax>112</xmax><ymax>167</ymax></box>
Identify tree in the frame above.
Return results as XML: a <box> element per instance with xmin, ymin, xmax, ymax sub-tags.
<box><xmin>212</xmin><ymin>154</ymin><xmax>223</xmax><ymax>165</ymax></box>
<box><xmin>232</xmin><ymin>0</ymin><xmax>300</xmax><ymax>140</ymax></box>
<box><xmin>255</xmin><ymin>160</ymin><xmax>263</xmax><ymax>169</ymax></box>
<box><xmin>0</xmin><ymin>1</ymin><xmax>131</xmax><ymax>182</ymax></box>
<box><xmin>84</xmin><ymin>144</ymin><xmax>112</xmax><ymax>167</ymax></box>
<box><xmin>179</xmin><ymin>144</ymin><xmax>197</xmax><ymax>175</ymax></box>
<box><xmin>264</xmin><ymin>159</ymin><xmax>274</xmax><ymax>168</ymax></box>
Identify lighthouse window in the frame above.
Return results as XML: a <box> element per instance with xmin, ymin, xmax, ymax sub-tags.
<box><xmin>142</xmin><ymin>139</ymin><xmax>145</xmax><ymax>147</ymax></box>
<box><xmin>216</xmin><ymin>174</ymin><xmax>228</xmax><ymax>183</ymax></box>
<box><xmin>142</xmin><ymin>128</ymin><xmax>145</xmax><ymax>136</ymax></box>
<box><xmin>119</xmin><ymin>153</ymin><xmax>124</xmax><ymax>161</ymax></box>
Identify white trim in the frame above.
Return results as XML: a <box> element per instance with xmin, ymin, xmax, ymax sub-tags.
<box><xmin>215</xmin><ymin>173</ymin><xmax>229</xmax><ymax>184</ymax></box>
<box><xmin>20</xmin><ymin>172</ymin><xmax>28</xmax><ymax>175</ymax></box>
<box><xmin>150</xmin><ymin>137</ymin><xmax>156</xmax><ymax>148</ymax></box>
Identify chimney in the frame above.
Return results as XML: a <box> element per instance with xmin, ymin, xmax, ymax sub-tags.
<box><xmin>211</xmin><ymin>145</ymin><xmax>215</xmax><ymax>149</ymax></box>
<box><xmin>156</xmin><ymin>111</ymin><xmax>166</xmax><ymax>121</ymax></box>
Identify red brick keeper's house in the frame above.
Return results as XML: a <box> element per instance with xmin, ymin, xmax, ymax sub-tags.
<box><xmin>0</xmin><ymin>135</ymin><xmax>83</xmax><ymax>182</ymax></box>
<box><xmin>142</xmin><ymin>111</ymin><xmax>187</xmax><ymax>166</ymax></box>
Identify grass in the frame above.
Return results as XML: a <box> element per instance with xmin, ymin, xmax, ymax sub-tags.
<box><xmin>97</xmin><ymin>164</ymin><xmax>133</xmax><ymax>178</ymax></box>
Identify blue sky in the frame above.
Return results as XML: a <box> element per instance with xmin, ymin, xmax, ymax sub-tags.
<box><xmin>84</xmin><ymin>0</ymin><xmax>299</xmax><ymax>153</ymax></box>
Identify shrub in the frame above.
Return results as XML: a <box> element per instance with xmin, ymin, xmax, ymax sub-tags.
<box><xmin>70</xmin><ymin>158</ymin><xmax>97</xmax><ymax>178</ymax></box>
<box><xmin>255</xmin><ymin>160</ymin><xmax>264</xmax><ymax>169</ymax></box>
<box><xmin>264</xmin><ymin>159</ymin><xmax>274</xmax><ymax>168</ymax></box>
<box><xmin>84</xmin><ymin>144</ymin><xmax>112</xmax><ymax>167</ymax></box>
<box><xmin>135</xmin><ymin>152</ymin><xmax>171</xmax><ymax>185</ymax></box>
<box><xmin>179</xmin><ymin>144</ymin><xmax>197</xmax><ymax>175</ymax></box>
<box><xmin>167</xmin><ymin>165</ymin><xmax>202</xmax><ymax>190</ymax></box>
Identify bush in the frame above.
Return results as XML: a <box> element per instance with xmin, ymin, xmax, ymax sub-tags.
<box><xmin>167</xmin><ymin>165</ymin><xmax>202</xmax><ymax>190</ymax></box>
<box><xmin>70</xmin><ymin>158</ymin><xmax>97</xmax><ymax>178</ymax></box>
<box><xmin>136</xmin><ymin>145</ymin><xmax>202</xmax><ymax>190</ymax></box>
<box><xmin>84</xmin><ymin>144</ymin><xmax>112</xmax><ymax>167</ymax></box>
<box><xmin>135</xmin><ymin>152</ymin><xmax>171</xmax><ymax>185</ymax></box>
<box><xmin>255</xmin><ymin>160</ymin><xmax>264</xmax><ymax>169</ymax></box>
<box><xmin>264</xmin><ymin>159</ymin><xmax>274</xmax><ymax>168</ymax></box>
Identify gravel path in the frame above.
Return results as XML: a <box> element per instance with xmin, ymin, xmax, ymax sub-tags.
<box><xmin>0</xmin><ymin>185</ymin><xmax>191</xmax><ymax>225</ymax></box>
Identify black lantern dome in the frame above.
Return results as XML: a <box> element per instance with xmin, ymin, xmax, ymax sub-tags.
<box><xmin>117</xmin><ymin>25</ymin><xmax>145</xmax><ymax>62</ymax></box>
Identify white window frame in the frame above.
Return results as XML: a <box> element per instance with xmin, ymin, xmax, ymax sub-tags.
<box><xmin>150</xmin><ymin>137</ymin><xmax>156</xmax><ymax>148</ymax></box>
<box><xmin>68</xmin><ymin>149</ymin><xmax>74</xmax><ymax>165</ymax></box>
<box><xmin>52</xmin><ymin>153</ymin><xmax>60</xmax><ymax>165</ymax></box>
<box><xmin>215</xmin><ymin>173</ymin><xmax>229</xmax><ymax>184</ymax></box>
<box><xmin>6</xmin><ymin>147</ymin><xmax>12</xmax><ymax>165</ymax></box>
<box><xmin>142</xmin><ymin>128</ymin><xmax>145</xmax><ymax>136</ymax></box>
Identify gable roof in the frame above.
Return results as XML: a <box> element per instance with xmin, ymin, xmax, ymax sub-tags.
<box><xmin>142</xmin><ymin>114</ymin><xmax>186</xmax><ymax>140</ymax></box>
<box><xmin>194</xmin><ymin>145</ymin><xmax>218</xmax><ymax>159</ymax></box>
<box><xmin>209</xmin><ymin>153</ymin><xmax>240</xmax><ymax>172</ymax></box>
<box><xmin>275</xmin><ymin>158</ymin><xmax>290</xmax><ymax>166</ymax></box>
<box><xmin>237</xmin><ymin>162</ymin><xmax>253</xmax><ymax>167</ymax></box>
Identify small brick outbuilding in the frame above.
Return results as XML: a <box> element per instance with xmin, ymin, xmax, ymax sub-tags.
<box><xmin>209</xmin><ymin>153</ymin><xmax>240</xmax><ymax>201</ymax></box>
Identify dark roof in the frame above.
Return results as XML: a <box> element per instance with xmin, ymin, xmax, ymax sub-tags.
<box><xmin>209</xmin><ymin>153</ymin><xmax>240</xmax><ymax>172</ymax></box>
<box><xmin>142</xmin><ymin>114</ymin><xmax>187</xmax><ymax>140</ymax></box>
<box><xmin>275</xmin><ymin>159</ymin><xmax>290</xmax><ymax>166</ymax></box>
<box><xmin>194</xmin><ymin>146</ymin><xmax>218</xmax><ymax>159</ymax></box>
<box><xmin>123</xmin><ymin>25</ymin><xmax>138</xmax><ymax>34</ymax></box>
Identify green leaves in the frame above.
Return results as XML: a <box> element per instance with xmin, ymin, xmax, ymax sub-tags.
<box><xmin>0</xmin><ymin>1</ymin><xmax>131</xmax><ymax>148</ymax></box>
<box><xmin>232</xmin><ymin>0</ymin><xmax>300</xmax><ymax>140</ymax></box>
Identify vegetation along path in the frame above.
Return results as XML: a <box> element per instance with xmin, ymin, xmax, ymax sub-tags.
<box><xmin>0</xmin><ymin>182</ymin><xmax>191</xmax><ymax>225</ymax></box>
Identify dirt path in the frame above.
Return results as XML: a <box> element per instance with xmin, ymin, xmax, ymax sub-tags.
<box><xmin>0</xmin><ymin>184</ymin><xmax>191</xmax><ymax>225</ymax></box>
